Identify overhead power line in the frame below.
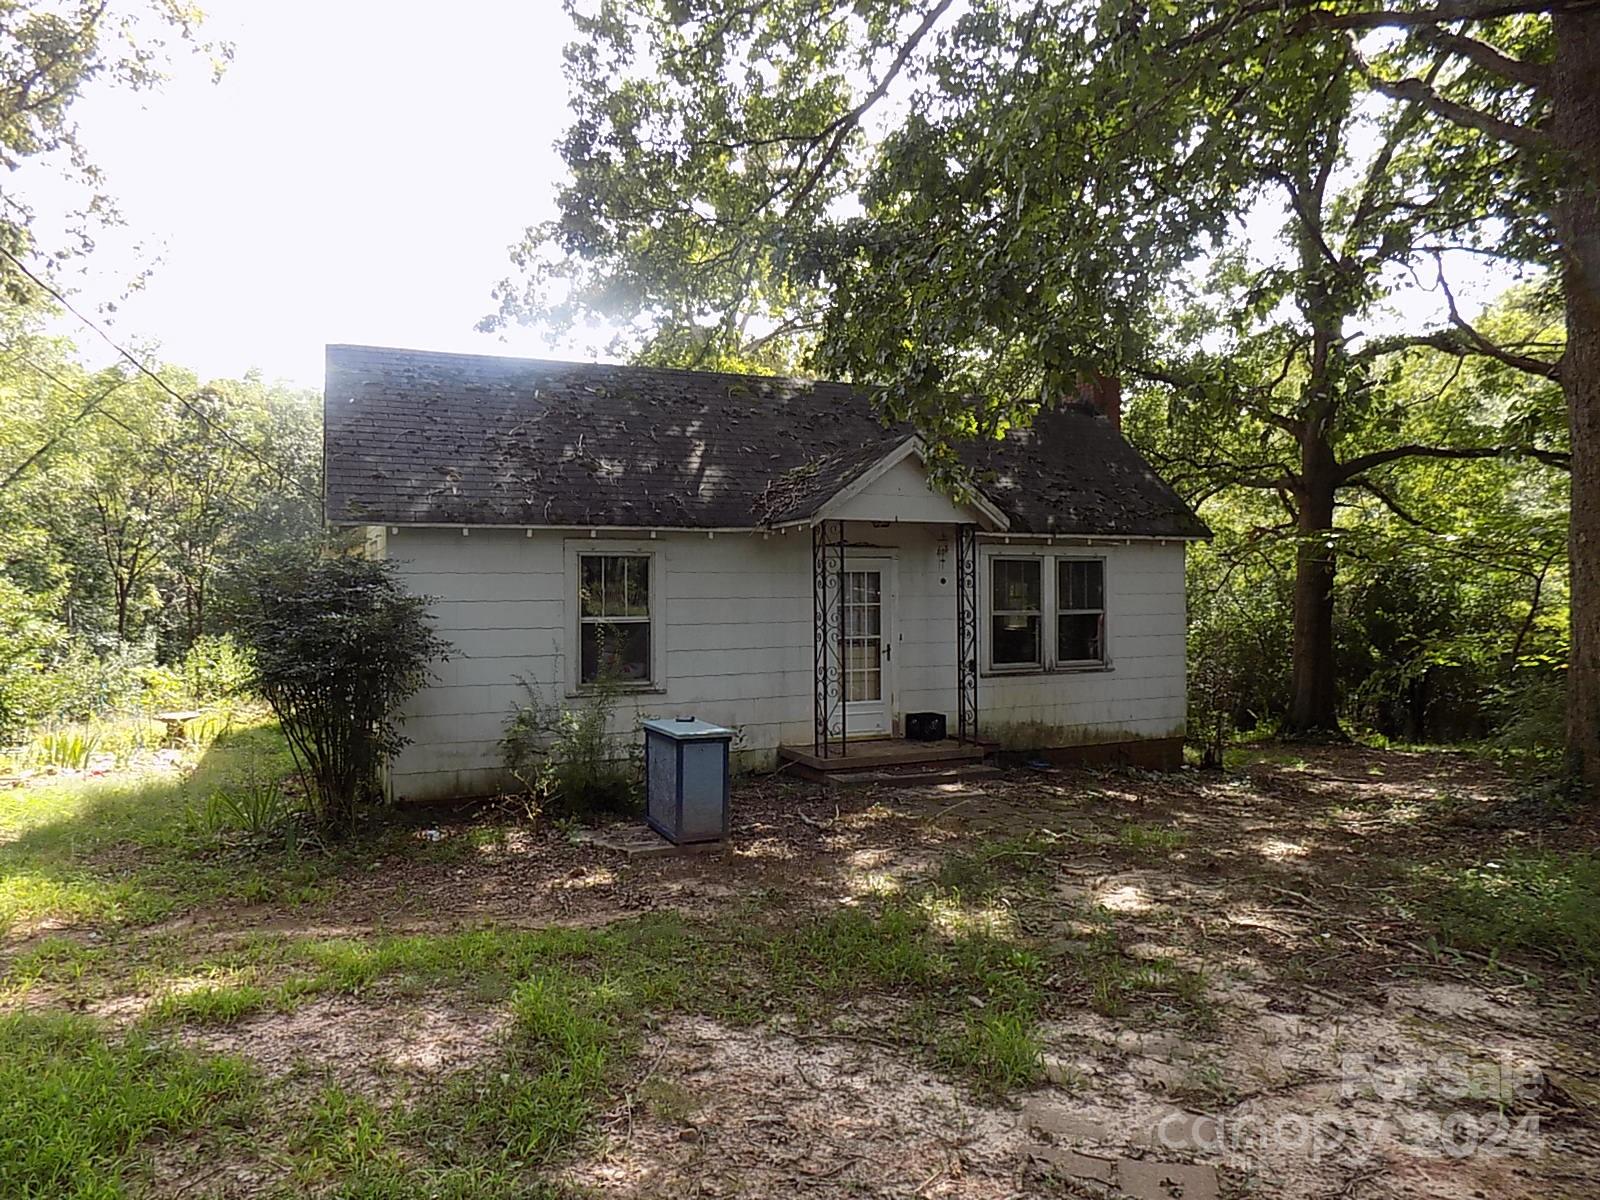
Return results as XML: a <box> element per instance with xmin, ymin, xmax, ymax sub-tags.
<box><xmin>0</xmin><ymin>246</ymin><xmax>321</xmax><ymax>504</ymax></box>
<box><xmin>0</xmin><ymin>370</ymin><xmax>126</xmax><ymax>491</ymax></box>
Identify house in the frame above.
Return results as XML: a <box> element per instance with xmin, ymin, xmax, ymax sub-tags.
<box><xmin>323</xmin><ymin>345</ymin><xmax>1210</xmax><ymax>801</ymax></box>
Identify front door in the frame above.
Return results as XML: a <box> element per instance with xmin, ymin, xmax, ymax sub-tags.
<box><xmin>843</xmin><ymin>557</ymin><xmax>895</xmax><ymax>736</ymax></box>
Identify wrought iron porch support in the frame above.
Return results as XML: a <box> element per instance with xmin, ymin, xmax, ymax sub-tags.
<box><xmin>956</xmin><ymin>523</ymin><xmax>979</xmax><ymax>744</ymax></box>
<box><xmin>811</xmin><ymin>519</ymin><xmax>847</xmax><ymax>757</ymax></box>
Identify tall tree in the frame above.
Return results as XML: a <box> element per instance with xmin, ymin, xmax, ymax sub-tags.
<box><xmin>507</xmin><ymin>0</ymin><xmax>1597</xmax><ymax>787</ymax></box>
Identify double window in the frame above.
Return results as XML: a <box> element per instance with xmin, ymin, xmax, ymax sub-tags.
<box><xmin>988</xmin><ymin>555</ymin><xmax>1107</xmax><ymax>671</ymax></box>
<box><xmin>578</xmin><ymin>552</ymin><xmax>654</xmax><ymax>684</ymax></box>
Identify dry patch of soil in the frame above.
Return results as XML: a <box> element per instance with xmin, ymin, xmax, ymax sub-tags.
<box><xmin>180</xmin><ymin>992</ymin><xmax>510</xmax><ymax>1098</ymax></box>
<box><xmin>566</xmin><ymin>1015</ymin><xmax>1030</xmax><ymax>1198</ymax></box>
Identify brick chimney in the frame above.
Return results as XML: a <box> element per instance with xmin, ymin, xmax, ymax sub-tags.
<box><xmin>1076</xmin><ymin>372</ymin><xmax>1122</xmax><ymax>431</ymax></box>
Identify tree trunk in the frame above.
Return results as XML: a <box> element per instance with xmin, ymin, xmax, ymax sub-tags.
<box><xmin>1555</xmin><ymin>8</ymin><xmax>1600</xmax><ymax>794</ymax></box>
<box><xmin>1289</xmin><ymin>440</ymin><xmax>1341</xmax><ymax>733</ymax></box>
<box><xmin>114</xmin><ymin>577</ymin><xmax>131</xmax><ymax>642</ymax></box>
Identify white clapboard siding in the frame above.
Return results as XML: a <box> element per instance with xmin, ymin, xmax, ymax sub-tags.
<box><xmin>979</xmin><ymin>540</ymin><xmax>1187</xmax><ymax>746</ymax></box>
<box><xmin>383</xmin><ymin>527</ymin><xmax>815</xmax><ymax>801</ymax></box>
<box><xmin>379</xmin><ymin>522</ymin><xmax>1189</xmax><ymax>801</ymax></box>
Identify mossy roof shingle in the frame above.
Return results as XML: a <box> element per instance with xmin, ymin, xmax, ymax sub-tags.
<box><xmin>323</xmin><ymin>344</ymin><xmax>1209</xmax><ymax>539</ymax></box>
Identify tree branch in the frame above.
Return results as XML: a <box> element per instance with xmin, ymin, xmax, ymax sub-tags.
<box><xmin>1435</xmin><ymin>256</ymin><xmax>1565</xmax><ymax>379</ymax></box>
<box><xmin>784</xmin><ymin>0</ymin><xmax>955</xmax><ymax>216</ymax></box>
<box><xmin>1416</xmin><ymin>28</ymin><xmax>1549</xmax><ymax>88</ymax></box>
<box><xmin>1170</xmin><ymin>0</ymin><xmax>1587</xmax><ymax>55</ymax></box>
<box><xmin>1338</xmin><ymin>441</ymin><xmax>1569</xmax><ymax>479</ymax></box>
<box><xmin>1346</xmin><ymin>58</ymin><xmax>1444</xmax><ymax>250</ymax></box>
<box><xmin>1127</xmin><ymin>361</ymin><xmax>1304</xmax><ymax>436</ymax></box>
<box><xmin>1350</xmin><ymin>475</ymin><xmax>1440</xmax><ymax>529</ymax></box>
<box><xmin>0</xmin><ymin>374</ymin><xmax>126</xmax><ymax>491</ymax></box>
<box><xmin>1290</xmin><ymin>0</ymin><xmax>1593</xmax><ymax>31</ymax></box>
<box><xmin>1354</xmin><ymin>327</ymin><xmax>1564</xmax><ymax>379</ymax></box>
<box><xmin>1354</xmin><ymin>51</ymin><xmax>1552</xmax><ymax>155</ymax></box>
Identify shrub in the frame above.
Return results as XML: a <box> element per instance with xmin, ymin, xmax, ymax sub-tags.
<box><xmin>194</xmin><ymin>777</ymin><xmax>298</xmax><ymax>839</ymax></box>
<box><xmin>180</xmin><ymin>635</ymin><xmax>255</xmax><ymax>704</ymax></box>
<box><xmin>231</xmin><ymin>548</ymin><xmax>449</xmax><ymax>833</ymax></box>
<box><xmin>1485</xmin><ymin>668</ymin><xmax>1568</xmax><ymax>765</ymax></box>
<box><xmin>34</xmin><ymin>726</ymin><xmax>100</xmax><ymax>770</ymax></box>
<box><xmin>0</xmin><ymin>578</ymin><xmax>65</xmax><ymax>741</ymax></box>
<box><xmin>2</xmin><ymin>636</ymin><xmax>156</xmax><ymax>737</ymax></box>
<box><xmin>501</xmin><ymin>675</ymin><xmax>641</xmax><ymax>818</ymax></box>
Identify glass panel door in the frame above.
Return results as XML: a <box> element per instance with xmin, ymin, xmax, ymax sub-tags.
<box><xmin>844</xmin><ymin>570</ymin><xmax>882</xmax><ymax>703</ymax></box>
<box><xmin>841</xmin><ymin>559</ymin><xmax>893</xmax><ymax>736</ymax></box>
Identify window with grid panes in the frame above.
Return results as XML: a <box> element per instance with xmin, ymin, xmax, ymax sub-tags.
<box><xmin>1057</xmin><ymin>558</ymin><xmax>1105</xmax><ymax>664</ymax></box>
<box><xmin>990</xmin><ymin>558</ymin><xmax>1042</xmax><ymax>668</ymax></box>
<box><xmin>578</xmin><ymin>554</ymin><xmax>652</xmax><ymax>683</ymax></box>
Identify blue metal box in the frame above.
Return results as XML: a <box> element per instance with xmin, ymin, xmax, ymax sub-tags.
<box><xmin>642</xmin><ymin>717</ymin><xmax>732</xmax><ymax>844</ymax></box>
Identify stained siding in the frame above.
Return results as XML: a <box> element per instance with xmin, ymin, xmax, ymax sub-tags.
<box><xmin>381</xmin><ymin>524</ymin><xmax>1188</xmax><ymax>801</ymax></box>
<box><xmin>976</xmin><ymin>540</ymin><xmax>1188</xmax><ymax>745</ymax></box>
<box><xmin>384</xmin><ymin>527</ymin><xmax>815</xmax><ymax>801</ymax></box>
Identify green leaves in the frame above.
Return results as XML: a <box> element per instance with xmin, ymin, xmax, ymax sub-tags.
<box><xmin>231</xmin><ymin>549</ymin><xmax>450</xmax><ymax>832</ymax></box>
<box><xmin>486</xmin><ymin>0</ymin><xmax>936</xmax><ymax>372</ymax></box>
<box><xmin>0</xmin><ymin>1</ymin><xmax>226</xmax><ymax>290</ymax></box>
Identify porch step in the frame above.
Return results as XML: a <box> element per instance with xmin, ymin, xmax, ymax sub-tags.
<box><xmin>811</xmin><ymin>763</ymin><xmax>1003</xmax><ymax>790</ymax></box>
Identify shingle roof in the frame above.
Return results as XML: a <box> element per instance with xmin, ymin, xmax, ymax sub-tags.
<box><xmin>323</xmin><ymin>345</ymin><xmax>1209</xmax><ymax>539</ymax></box>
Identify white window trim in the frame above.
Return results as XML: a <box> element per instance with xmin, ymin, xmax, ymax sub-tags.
<box><xmin>980</xmin><ymin>547</ymin><xmax>1112</xmax><ymax>676</ymax></box>
<box><xmin>563</xmin><ymin>539</ymin><xmax>668</xmax><ymax>695</ymax></box>
<box><xmin>1055</xmin><ymin>556</ymin><xmax>1109</xmax><ymax>669</ymax></box>
<box><xmin>987</xmin><ymin>556</ymin><xmax>1045</xmax><ymax>672</ymax></box>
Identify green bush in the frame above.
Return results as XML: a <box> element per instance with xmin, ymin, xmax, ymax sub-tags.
<box><xmin>1</xmin><ymin>637</ymin><xmax>156</xmax><ymax>738</ymax></box>
<box><xmin>501</xmin><ymin>675</ymin><xmax>641</xmax><ymax>818</ymax></box>
<box><xmin>180</xmin><ymin>634</ymin><xmax>255</xmax><ymax>704</ymax></box>
<box><xmin>0</xmin><ymin>578</ymin><xmax>66</xmax><ymax>741</ymax></box>
<box><xmin>0</xmin><ymin>623</ymin><xmax>254</xmax><ymax>744</ymax></box>
<box><xmin>231</xmin><ymin>548</ymin><xmax>449</xmax><ymax>833</ymax></box>
<box><xmin>1485</xmin><ymin>668</ymin><xmax>1568</xmax><ymax>765</ymax></box>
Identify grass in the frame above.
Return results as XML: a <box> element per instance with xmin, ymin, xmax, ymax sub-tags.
<box><xmin>0</xmin><ymin>897</ymin><xmax>1060</xmax><ymax>1198</ymax></box>
<box><xmin>146</xmin><ymin>979</ymin><xmax>283</xmax><ymax>1026</ymax></box>
<box><xmin>0</xmin><ymin>717</ymin><xmax>379</xmax><ymax>939</ymax></box>
<box><xmin>1414</xmin><ymin>849</ymin><xmax>1600</xmax><ymax>975</ymax></box>
<box><xmin>1117</xmin><ymin>822</ymin><xmax>1189</xmax><ymax>856</ymax></box>
<box><xmin>932</xmin><ymin>833</ymin><xmax>1054</xmax><ymax>897</ymax></box>
<box><xmin>265</xmin><ymin>968</ymin><xmax>621</xmax><ymax>1197</ymax></box>
<box><xmin>0</xmin><ymin>1011</ymin><xmax>257</xmax><ymax>1199</ymax></box>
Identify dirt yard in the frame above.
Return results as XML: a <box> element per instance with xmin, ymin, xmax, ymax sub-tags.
<box><xmin>4</xmin><ymin>744</ymin><xmax>1599</xmax><ymax>1199</ymax></box>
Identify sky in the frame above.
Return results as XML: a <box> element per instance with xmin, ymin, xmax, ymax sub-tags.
<box><xmin>29</xmin><ymin>0</ymin><xmax>581</xmax><ymax>389</ymax></box>
<box><xmin>19</xmin><ymin>1</ymin><xmax>1518</xmax><ymax>394</ymax></box>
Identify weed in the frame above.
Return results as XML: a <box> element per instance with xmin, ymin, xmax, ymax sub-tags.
<box><xmin>35</xmin><ymin>726</ymin><xmax>101</xmax><ymax>770</ymax></box>
<box><xmin>1413</xmin><ymin>850</ymin><xmax>1600</xmax><ymax>974</ymax></box>
<box><xmin>1170</xmin><ymin>1061</ymin><xmax>1237</xmax><ymax>1105</ymax></box>
<box><xmin>147</xmin><ymin>980</ymin><xmax>280</xmax><ymax>1026</ymax></box>
<box><xmin>0</xmin><ymin>1011</ymin><xmax>256</xmax><ymax>1198</ymax></box>
<box><xmin>938</xmin><ymin>1009</ymin><xmax>1043</xmax><ymax>1092</ymax></box>
<box><xmin>193</xmin><ymin>775</ymin><xmax>298</xmax><ymax>839</ymax></box>
<box><xmin>1118</xmin><ymin>822</ymin><xmax>1188</xmax><ymax>855</ymax></box>
<box><xmin>501</xmin><ymin>674</ymin><xmax>641</xmax><ymax>819</ymax></box>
